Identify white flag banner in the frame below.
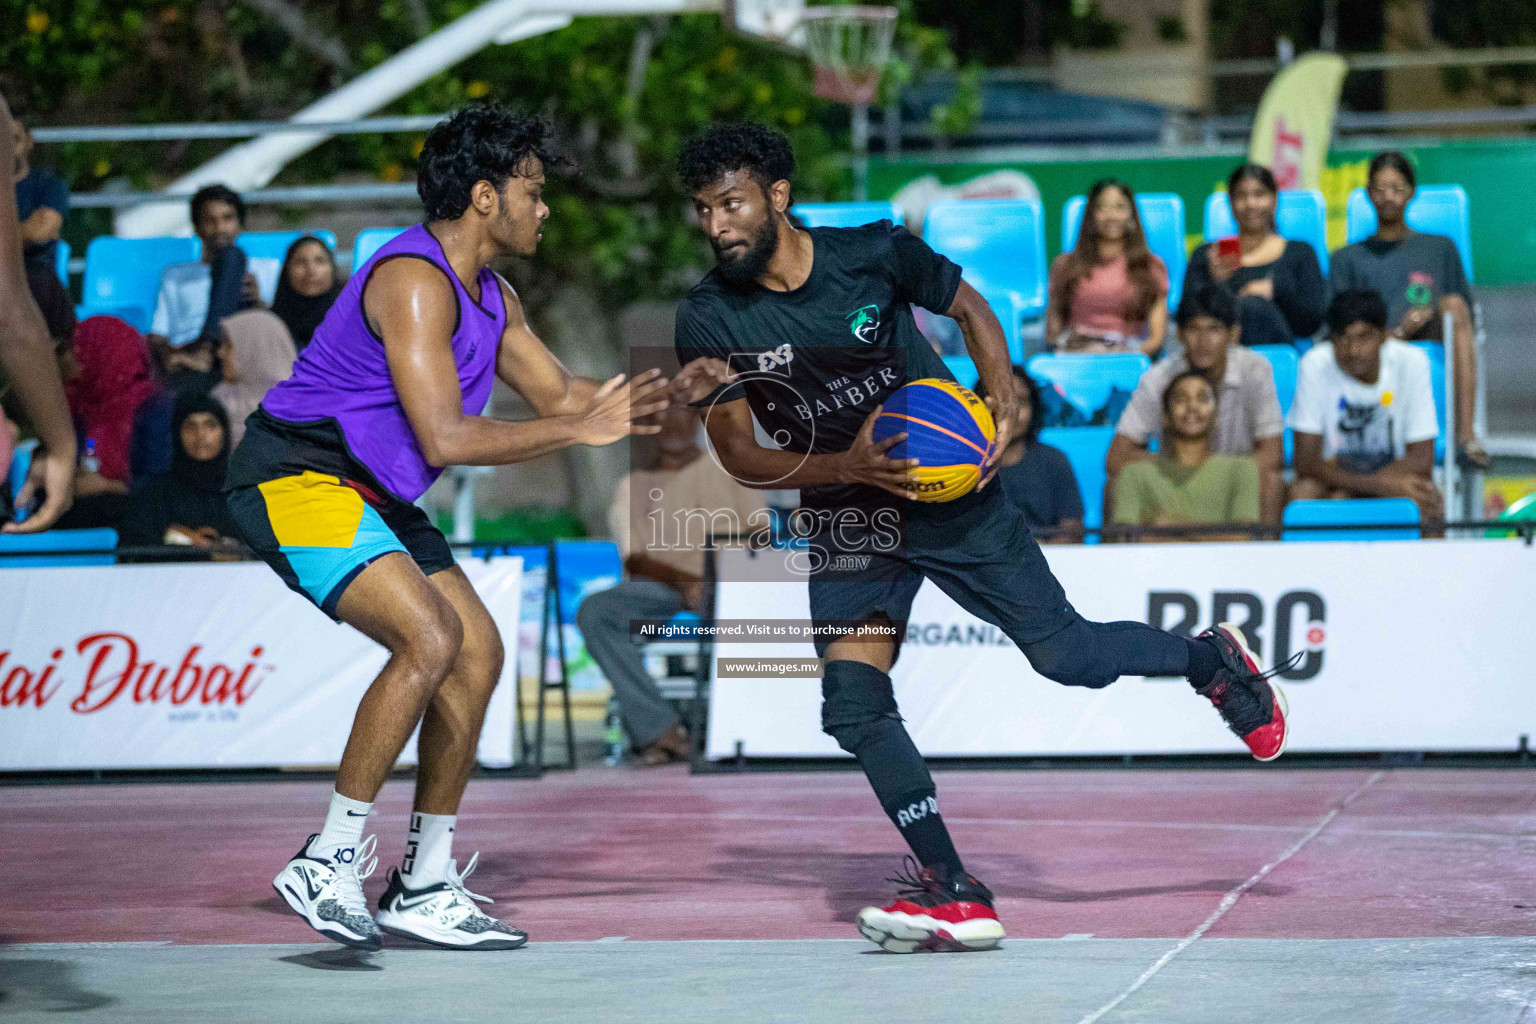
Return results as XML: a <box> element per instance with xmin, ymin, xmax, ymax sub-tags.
<box><xmin>706</xmin><ymin>540</ymin><xmax>1536</xmax><ymax>758</ymax></box>
<box><xmin>0</xmin><ymin>556</ymin><xmax>522</xmax><ymax>771</ymax></box>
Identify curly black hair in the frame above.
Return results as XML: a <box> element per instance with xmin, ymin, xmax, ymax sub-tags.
<box><xmin>417</xmin><ymin>104</ymin><xmax>569</xmax><ymax>221</ymax></box>
<box><xmin>677</xmin><ymin>121</ymin><xmax>795</xmax><ymax>197</ymax></box>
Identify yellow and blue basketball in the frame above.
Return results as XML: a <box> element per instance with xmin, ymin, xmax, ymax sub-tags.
<box><xmin>871</xmin><ymin>378</ymin><xmax>996</xmax><ymax>502</ymax></box>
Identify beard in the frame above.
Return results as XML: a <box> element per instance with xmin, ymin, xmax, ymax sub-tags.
<box><xmin>712</xmin><ymin>215</ymin><xmax>780</xmax><ymax>286</ymax></box>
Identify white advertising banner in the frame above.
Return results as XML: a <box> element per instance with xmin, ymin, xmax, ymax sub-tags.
<box><xmin>706</xmin><ymin>540</ymin><xmax>1536</xmax><ymax>758</ymax></box>
<box><xmin>0</xmin><ymin>557</ymin><xmax>522</xmax><ymax>771</ymax></box>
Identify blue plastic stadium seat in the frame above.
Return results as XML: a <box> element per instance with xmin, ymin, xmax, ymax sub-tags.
<box><xmin>1037</xmin><ymin>425</ymin><xmax>1115</xmax><ymax>537</ymax></box>
<box><xmin>82</xmin><ymin>236</ymin><xmax>200</xmax><ymax>323</ymax></box>
<box><xmin>74</xmin><ymin>305</ymin><xmax>152</xmax><ymax>334</ymax></box>
<box><xmin>1407</xmin><ymin>340</ymin><xmax>1447</xmax><ymax>462</ymax></box>
<box><xmin>791</xmin><ymin>202</ymin><xmax>901</xmax><ymax>229</ymax></box>
<box><xmin>942</xmin><ymin>355</ymin><xmax>980</xmax><ymax>389</ymax></box>
<box><xmin>236</xmin><ymin>229</ymin><xmax>338</xmax><ymax>264</ymax></box>
<box><xmin>1025</xmin><ymin>352</ymin><xmax>1149</xmax><ymax>424</ymax></box>
<box><xmin>351</xmin><ymin>227</ymin><xmax>409</xmax><ymax>270</ymax></box>
<box><xmin>55</xmin><ymin>240</ymin><xmax>71</xmax><ymax>285</ymax></box>
<box><xmin>1203</xmin><ymin>189</ymin><xmax>1329</xmax><ymax>277</ymax></box>
<box><xmin>1062</xmin><ymin>193</ymin><xmax>1187</xmax><ymax>309</ymax></box>
<box><xmin>0</xmin><ymin>528</ymin><xmax>119</xmax><ymax>567</ymax></box>
<box><xmin>924</xmin><ymin>200</ymin><xmax>1047</xmax><ymax>362</ymax></box>
<box><xmin>1281</xmin><ymin>498</ymin><xmax>1420</xmax><ymax>542</ymax></box>
<box><xmin>1345</xmin><ymin>185</ymin><xmax>1472</xmax><ymax>283</ymax></box>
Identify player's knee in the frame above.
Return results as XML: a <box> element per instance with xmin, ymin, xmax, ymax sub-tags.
<box><xmin>408</xmin><ymin>602</ymin><xmax>464</xmax><ymax>685</ymax></box>
<box><xmin>1022</xmin><ymin>626</ymin><xmax>1115</xmax><ymax>690</ymax></box>
<box><xmin>819</xmin><ymin>659</ymin><xmax>900</xmax><ymax>754</ymax></box>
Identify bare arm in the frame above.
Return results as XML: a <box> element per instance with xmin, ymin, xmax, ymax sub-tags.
<box><xmin>947</xmin><ymin>279</ymin><xmax>1016</xmax><ymax>490</ymax></box>
<box><xmin>20</xmin><ymin>207</ymin><xmax>62</xmax><ymax>246</ymax></box>
<box><xmin>701</xmin><ymin>398</ymin><xmax>918</xmax><ymax>499</ymax></box>
<box><xmin>366</xmin><ymin>260</ymin><xmax>666</xmax><ymax>467</ymax></box>
<box><xmin>1294</xmin><ymin>433</ymin><xmax>1437</xmax><ymax>499</ymax></box>
<box><xmin>1044</xmin><ymin>254</ymin><xmax>1068</xmax><ymax>347</ymax></box>
<box><xmin>0</xmin><ymin>92</ymin><xmax>75</xmax><ymax>533</ymax></box>
<box><xmin>492</xmin><ymin>278</ymin><xmax>605</xmax><ymax>416</ymax></box>
<box><xmin>1141</xmin><ymin>301</ymin><xmax>1168</xmax><ymax>357</ymax></box>
<box><xmin>1105</xmin><ymin>433</ymin><xmax>1154</xmax><ymax>478</ymax></box>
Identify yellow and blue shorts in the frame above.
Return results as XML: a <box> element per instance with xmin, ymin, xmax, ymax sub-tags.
<box><xmin>226</xmin><ymin>469</ymin><xmax>454</xmax><ymax>619</ymax></box>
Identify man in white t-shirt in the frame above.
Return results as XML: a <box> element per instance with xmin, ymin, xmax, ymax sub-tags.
<box><xmin>1288</xmin><ymin>289</ymin><xmax>1440</xmax><ymax>522</ymax></box>
<box><xmin>148</xmin><ymin>185</ymin><xmax>281</xmax><ymax>391</ymax></box>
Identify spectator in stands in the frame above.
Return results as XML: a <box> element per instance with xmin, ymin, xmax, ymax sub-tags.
<box><xmin>11</xmin><ymin>108</ymin><xmax>69</xmax><ymax>275</ymax></box>
<box><xmin>213</xmin><ymin>310</ymin><xmax>297</xmax><ymax>446</ymax></box>
<box><xmin>973</xmin><ymin>366</ymin><xmax>1083</xmax><ymax>541</ymax></box>
<box><xmin>1330</xmin><ymin>151</ymin><xmax>1486</xmax><ymax>470</ymax></box>
<box><xmin>271</xmin><ymin>235</ymin><xmax>343</xmax><ymax>350</ymax></box>
<box><xmin>1046</xmin><ymin>178</ymin><xmax>1169</xmax><ymax>356</ymax></box>
<box><xmin>148</xmin><ymin>185</ymin><xmax>280</xmax><ymax>396</ymax></box>
<box><xmin>578</xmin><ymin>400</ymin><xmax>768</xmax><ymax>765</ymax></box>
<box><xmin>1111</xmin><ymin>371</ymin><xmax>1260</xmax><ymax>539</ymax></box>
<box><xmin>1108</xmin><ymin>285</ymin><xmax>1285</xmax><ymax>522</ymax></box>
<box><xmin>52</xmin><ymin>314</ymin><xmax>162</xmax><ymax>529</ymax></box>
<box><xmin>120</xmin><ymin>392</ymin><xmax>241</xmax><ymax>555</ymax></box>
<box><xmin>1183</xmin><ymin>163</ymin><xmax>1326</xmax><ymax>347</ymax></box>
<box><xmin>1289</xmin><ymin>290</ymin><xmax>1441</xmax><ymax>525</ymax></box>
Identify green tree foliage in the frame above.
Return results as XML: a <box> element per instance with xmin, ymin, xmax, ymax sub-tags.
<box><xmin>1432</xmin><ymin>0</ymin><xmax>1536</xmax><ymax>103</ymax></box>
<box><xmin>3</xmin><ymin>0</ymin><xmax>961</xmax><ymax>311</ymax></box>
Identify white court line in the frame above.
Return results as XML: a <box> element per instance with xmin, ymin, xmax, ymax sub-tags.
<box><xmin>1071</xmin><ymin>770</ymin><xmax>1386</xmax><ymax>1024</ymax></box>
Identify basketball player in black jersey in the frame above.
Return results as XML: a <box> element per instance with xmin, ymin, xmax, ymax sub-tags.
<box><xmin>670</xmin><ymin>123</ymin><xmax>1291</xmax><ymax>952</ymax></box>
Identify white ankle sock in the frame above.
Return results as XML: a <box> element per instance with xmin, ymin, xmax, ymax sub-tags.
<box><xmin>401</xmin><ymin>812</ymin><xmax>456</xmax><ymax>889</ymax></box>
<box><xmin>310</xmin><ymin>790</ymin><xmax>372</xmax><ymax>863</ymax></box>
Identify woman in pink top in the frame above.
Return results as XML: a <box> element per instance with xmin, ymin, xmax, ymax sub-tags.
<box><xmin>1046</xmin><ymin>179</ymin><xmax>1168</xmax><ymax>356</ymax></box>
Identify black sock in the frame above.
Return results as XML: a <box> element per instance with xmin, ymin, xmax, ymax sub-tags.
<box><xmin>884</xmin><ymin>787</ymin><xmax>965</xmax><ymax>877</ymax></box>
<box><xmin>1185</xmin><ymin>635</ymin><xmax>1221</xmax><ymax>690</ymax></box>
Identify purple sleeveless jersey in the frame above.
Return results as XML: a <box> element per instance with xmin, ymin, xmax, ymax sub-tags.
<box><xmin>261</xmin><ymin>224</ymin><xmax>504</xmax><ymax>502</ymax></box>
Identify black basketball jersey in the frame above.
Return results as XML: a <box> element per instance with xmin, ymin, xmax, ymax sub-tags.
<box><xmin>674</xmin><ymin>222</ymin><xmax>963</xmax><ymax>511</ymax></box>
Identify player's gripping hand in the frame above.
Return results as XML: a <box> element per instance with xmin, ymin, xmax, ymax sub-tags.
<box><xmin>836</xmin><ymin>405</ymin><xmax>921</xmax><ymax>501</ymax></box>
<box><xmin>573</xmin><ymin>368</ymin><xmax>671</xmax><ymax>445</ymax></box>
<box><xmin>977</xmin><ymin>392</ymin><xmax>1016</xmax><ymax>493</ymax></box>
<box><xmin>3</xmin><ymin>446</ymin><xmax>75</xmax><ymax>534</ymax></box>
<box><xmin>670</xmin><ymin>357</ymin><xmax>736</xmax><ymax>405</ymax></box>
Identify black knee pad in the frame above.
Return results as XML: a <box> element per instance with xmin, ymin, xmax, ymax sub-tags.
<box><xmin>820</xmin><ymin>660</ymin><xmax>934</xmax><ymax>808</ymax></box>
<box><xmin>1022</xmin><ymin>619</ymin><xmax>1116</xmax><ymax>690</ymax></box>
<box><xmin>820</xmin><ymin>659</ymin><xmax>900</xmax><ymax>750</ymax></box>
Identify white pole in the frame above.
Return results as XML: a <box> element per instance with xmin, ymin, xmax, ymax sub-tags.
<box><xmin>851</xmin><ymin>100</ymin><xmax>870</xmax><ymax>201</ymax></box>
<box><xmin>1443</xmin><ymin>311</ymin><xmax>1457</xmax><ymax>524</ymax></box>
<box><xmin>115</xmin><ymin>0</ymin><xmax>712</xmax><ymax>238</ymax></box>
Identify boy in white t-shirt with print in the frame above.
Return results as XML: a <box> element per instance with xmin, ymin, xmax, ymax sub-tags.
<box><xmin>1287</xmin><ymin>289</ymin><xmax>1441</xmax><ymax>523</ymax></box>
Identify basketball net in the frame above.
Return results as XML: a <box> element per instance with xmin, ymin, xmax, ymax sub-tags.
<box><xmin>800</xmin><ymin>6</ymin><xmax>897</xmax><ymax>106</ymax></box>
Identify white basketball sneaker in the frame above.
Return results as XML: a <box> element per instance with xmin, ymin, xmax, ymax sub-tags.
<box><xmin>272</xmin><ymin>834</ymin><xmax>382</xmax><ymax>950</ymax></box>
<box><xmin>375</xmin><ymin>853</ymin><xmax>528</xmax><ymax>951</ymax></box>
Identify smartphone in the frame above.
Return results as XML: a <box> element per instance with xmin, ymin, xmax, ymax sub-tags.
<box><xmin>1216</xmin><ymin>236</ymin><xmax>1242</xmax><ymax>261</ymax></box>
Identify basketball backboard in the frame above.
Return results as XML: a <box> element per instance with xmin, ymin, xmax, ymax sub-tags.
<box><xmin>724</xmin><ymin>0</ymin><xmax>805</xmax><ymax>47</ymax></box>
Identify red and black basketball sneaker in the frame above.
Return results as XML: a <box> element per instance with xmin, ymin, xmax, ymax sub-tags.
<box><xmin>1195</xmin><ymin>622</ymin><xmax>1290</xmax><ymax>761</ymax></box>
<box><xmin>856</xmin><ymin>858</ymin><xmax>1004</xmax><ymax>953</ymax></box>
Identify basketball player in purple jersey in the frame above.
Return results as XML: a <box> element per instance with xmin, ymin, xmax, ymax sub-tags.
<box><xmin>226</xmin><ymin>106</ymin><xmax>726</xmax><ymax>951</ymax></box>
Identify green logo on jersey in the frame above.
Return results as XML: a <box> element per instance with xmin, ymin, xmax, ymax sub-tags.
<box><xmin>847</xmin><ymin>304</ymin><xmax>880</xmax><ymax>344</ymax></box>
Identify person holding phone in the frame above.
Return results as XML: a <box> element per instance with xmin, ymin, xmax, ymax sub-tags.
<box><xmin>1182</xmin><ymin>163</ymin><xmax>1326</xmax><ymax>349</ymax></box>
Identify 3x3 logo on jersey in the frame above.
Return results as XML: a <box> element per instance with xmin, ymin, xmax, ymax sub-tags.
<box><xmin>847</xmin><ymin>304</ymin><xmax>881</xmax><ymax>344</ymax></box>
<box><xmin>755</xmin><ymin>343</ymin><xmax>794</xmax><ymax>373</ymax></box>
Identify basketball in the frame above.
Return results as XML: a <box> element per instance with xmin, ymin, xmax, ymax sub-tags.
<box><xmin>871</xmin><ymin>378</ymin><xmax>997</xmax><ymax>502</ymax></box>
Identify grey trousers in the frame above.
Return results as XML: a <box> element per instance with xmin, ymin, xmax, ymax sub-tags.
<box><xmin>576</xmin><ymin>580</ymin><xmax>683</xmax><ymax>748</ymax></box>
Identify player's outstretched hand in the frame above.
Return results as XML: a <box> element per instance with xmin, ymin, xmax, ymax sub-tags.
<box><xmin>574</xmin><ymin>368</ymin><xmax>671</xmax><ymax>446</ymax></box>
<box><xmin>977</xmin><ymin>393</ymin><xmax>1015</xmax><ymax>493</ymax></box>
<box><xmin>3</xmin><ymin>446</ymin><xmax>75</xmax><ymax>534</ymax></box>
<box><xmin>671</xmin><ymin>357</ymin><xmax>736</xmax><ymax>405</ymax></box>
<box><xmin>836</xmin><ymin>405</ymin><xmax>920</xmax><ymax>501</ymax></box>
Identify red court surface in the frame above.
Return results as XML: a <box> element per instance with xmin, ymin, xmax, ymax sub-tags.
<box><xmin>4</xmin><ymin>766</ymin><xmax>1535</xmax><ymax>946</ymax></box>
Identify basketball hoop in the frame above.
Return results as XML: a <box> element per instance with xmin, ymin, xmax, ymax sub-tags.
<box><xmin>799</xmin><ymin>6</ymin><xmax>897</xmax><ymax>106</ymax></box>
